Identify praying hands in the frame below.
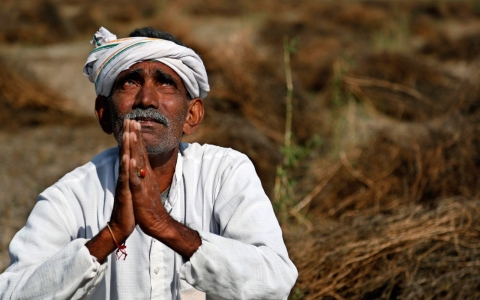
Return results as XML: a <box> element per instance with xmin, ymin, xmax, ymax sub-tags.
<box><xmin>86</xmin><ymin>119</ymin><xmax>201</xmax><ymax>263</ymax></box>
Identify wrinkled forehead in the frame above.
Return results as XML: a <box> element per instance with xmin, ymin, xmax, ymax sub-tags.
<box><xmin>112</xmin><ymin>60</ymin><xmax>190</xmax><ymax>97</ymax></box>
<box><xmin>116</xmin><ymin>60</ymin><xmax>182</xmax><ymax>83</ymax></box>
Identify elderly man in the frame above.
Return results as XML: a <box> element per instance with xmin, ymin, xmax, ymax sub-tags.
<box><xmin>0</xmin><ymin>27</ymin><xmax>298</xmax><ymax>299</ymax></box>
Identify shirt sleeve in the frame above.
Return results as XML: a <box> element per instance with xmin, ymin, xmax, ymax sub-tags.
<box><xmin>179</xmin><ymin>153</ymin><xmax>298</xmax><ymax>299</ymax></box>
<box><xmin>0</xmin><ymin>186</ymin><xmax>107</xmax><ymax>300</ymax></box>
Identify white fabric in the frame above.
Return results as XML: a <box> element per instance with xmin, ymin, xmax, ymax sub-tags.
<box><xmin>83</xmin><ymin>27</ymin><xmax>210</xmax><ymax>99</ymax></box>
<box><xmin>0</xmin><ymin>143</ymin><xmax>298</xmax><ymax>299</ymax></box>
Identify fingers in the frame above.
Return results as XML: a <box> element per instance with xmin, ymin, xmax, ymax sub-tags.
<box><xmin>134</xmin><ymin>121</ymin><xmax>148</xmax><ymax>162</ymax></box>
<box><xmin>111</xmin><ymin>119</ymin><xmax>136</xmax><ymax>238</ymax></box>
<box><xmin>129</xmin><ymin>121</ymin><xmax>148</xmax><ymax>171</ymax></box>
<box><xmin>128</xmin><ymin>120</ymin><xmax>144</xmax><ymax>186</ymax></box>
<box><xmin>118</xmin><ymin>119</ymin><xmax>131</xmax><ymax>190</ymax></box>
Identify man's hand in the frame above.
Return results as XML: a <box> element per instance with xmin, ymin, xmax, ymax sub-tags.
<box><xmin>87</xmin><ymin>119</ymin><xmax>201</xmax><ymax>261</ymax></box>
<box><xmin>126</xmin><ymin>120</ymin><xmax>170</xmax><ymax>237</ymax></box>
<box><xmin>128</xmin><ymin>120</ymin><xmax>201</xmax><ymax>259</ymax></box>
<box><xmin>86</xmin><ymin>119</ymin><xmax>137</xmax><ymax>262</ymax></box>
<box><xmin>108</xmin><ymin>119</ymin><xmax>140</xmax><ymax>241</ymax></box>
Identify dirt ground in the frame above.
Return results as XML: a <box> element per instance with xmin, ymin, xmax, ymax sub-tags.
<box><xmin>1</xmin><ymin>0</ymin><xmax>480</xmax><ymax>298</ymax></box>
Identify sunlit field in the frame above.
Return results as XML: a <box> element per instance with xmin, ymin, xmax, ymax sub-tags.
<box><xmin>1</xmin><ymin>0</ymin><xmax>480</xmax><ymax>298</ymax></box>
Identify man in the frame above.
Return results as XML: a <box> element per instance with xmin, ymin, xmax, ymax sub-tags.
<box><xmin>0</xmin><ymin>27</ymin><xmax>298</xmax><ymax>299</ymax></box>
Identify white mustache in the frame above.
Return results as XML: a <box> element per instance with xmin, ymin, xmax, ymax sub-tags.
<box><xmin>124</xmin><ymin>108</ymin><xmax>170</xmax><ymax>127</ymax></box>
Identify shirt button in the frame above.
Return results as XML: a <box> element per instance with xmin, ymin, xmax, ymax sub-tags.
<box><xmin>154</xmin><ymin>267</ymin><xmax>160</xmax><ymax>274</ymax></box>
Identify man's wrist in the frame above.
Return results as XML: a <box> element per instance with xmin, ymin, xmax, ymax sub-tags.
<box><xmin>151</xmin><ymin>218</ymin><xmax>202</xmax><ymax>259</ymax></box>
<box><xmin>107</xmin><ymin>221</ymin><xmax>130</xmax><ymax>245</ymax></box>
<box><xmin>85</xmin><ymin>227</ymin><xmax>119</xmax><ymax>263</ymax></box>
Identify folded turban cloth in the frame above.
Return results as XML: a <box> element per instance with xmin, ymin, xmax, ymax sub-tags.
<box><xmin>83</xmin><ymin>27</ymin><xmax>210</xmax><ymax>99</ymax></box>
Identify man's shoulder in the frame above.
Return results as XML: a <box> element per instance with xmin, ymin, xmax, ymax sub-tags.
<box><xmin>56</xmin><ymin>147</ymin><xmax>118</xmax><ymax>185</ymax></box>
<box><xmin>178</xmin><ymin>143</ymin><xmax>258</xmax><ymax>187</ymax></box>
<box><xmin>179</xmin><ymin>142</ymin><xmax>247</xmax><ymax>163</ymax></box>
<box><xmin>90</xmin><ymin>146</ymin><xmax>119</xmax><ymax>165</ymax></box>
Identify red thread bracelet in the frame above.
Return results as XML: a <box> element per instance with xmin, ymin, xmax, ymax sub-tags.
<box><xmin>106</xmin><ymin>222</ymin><xmax>127</xmax><ymax>260</ymax></box>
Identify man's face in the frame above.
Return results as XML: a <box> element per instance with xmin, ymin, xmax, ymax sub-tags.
<box><xmin>108</xmin><ymin>61</ymin><xmax>190</xmax><ymax>155</ymax></box>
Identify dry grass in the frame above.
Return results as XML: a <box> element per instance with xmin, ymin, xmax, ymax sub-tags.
<box><xmin>289</xmin><ymin>198</ymin><xmax>480</xmax><ymax>299</ymax></box>
<box><xmin>0</xmin><ymin>56</ymin><xmax>92</xmax><ymax>128</ymax></box>
<box><xmin>1</xmin><ymin>0</ymin><xmax>480</xmax><ymax>299</ymax></box>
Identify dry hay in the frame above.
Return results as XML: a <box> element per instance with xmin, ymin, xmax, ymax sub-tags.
<box><xmin>287</xmin><ymin>47</ymin><xmax>480</xmax><ymax>297</ymax></box>
<box><xmin>186</xmin><ymin>29</ymin><xmax>330</xmax><ymax>193</ymax></box>
<box><xmin>344</xmin><ymin>52</ymin><xmax>460</xmax><ymax>122</ymax></box>
<box><xmin>186</xmin><ymin>0</ymin><xmax>246</xmax><ymax>17</ymax></box>
<box><xmin>0</xmin><ymin>57</ymin><xmax>91</xmax><ymax>129</ymax></box>
<box><xmin>289</xmin><ymin>198</ymin><xmax>480</xmax><ymax>299</ymax></box>
<box><xmin>421</xmin><ymin>31</ymin><xmax>480</xmax><ymax>62</ymax></box>
<box><xmin>194</xmin><ymin>30</ymin><xmax>286</xmax><ymax>192</ymax></box>
<box><xmin>306</xmin><ymin>114</ymin><xmax>480</xmax><ymax>218</ymax></box>
<box><xmin>2</xmin><ymin>0</ymin><xmax>480</xmax><ymax>297</ymax></box>
<box><xmin>171</xmin><ymin>10</ymin><xmax>480</xmax><ymax>297</ymax></box>
<box><xmin>302</xmin><ymin>51</ymin><xmax>480</xmax><ymax>216</ymax></box>
<box><xmin>0</xmin><ymin>0</ymin><xmax>158</xmax><ymax>44</ymax></box>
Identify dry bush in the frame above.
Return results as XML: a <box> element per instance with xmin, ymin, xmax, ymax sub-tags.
<box><xmin>187</xmin><ymin>0</ymin><xmax>246</xmax><ymax>17</ymax></box>
<box><xmin>421</xmin><ymin>32</ymin><xmax>480</xmax><ymax>61</ymax></box>
<box><xmin>408</xmin><ymin>0</ymin><xmax>479</xmax><ymax>20</ymax></box>
<box><xmin>301</xmin><ymin>52</ymin><xmax>480</xmax><ymax>216</ymax></box>
<box><xmin>259</xmin><ymin>0</ymin><xmax>392</xmax><ymax>50</ymax></box>
<box><xmin>345</xmin><ymin>52</ymin><xmax>460</xmax><ymax>121</ymax></box>
<box><xmin>307</xmin><ymin>114</ymin><xmax>480</xmax><ymax>218</ymax></box>
<box><xmin>0</xmin><ymin>0</ymin><xmax>158</xmax><ymax>44</ymax></box>
<box><xmin>289</xmin><ymin>198</ymin><xmax>480</xmax><ymax>299</ymax></box>
<box><xmin>293</xmin><ymin>38</ymin><xmax>342</xmax><ymax>91</ymax></box>
<box><xmin>288</xmin><ymin>48</ymin><xmax>480</xmax><ymax>297</ymax></box>
<box><xmin>187</xmin><ymin>30</ymin><xmax>286</xmax><ymax>192</ymax></box>
<box><xmin>2</xmin><ymin>0</ymin><xmax>480</xmax><ymax>298</ymax></box>
<box><xmin>0</xmin><ymin>0</ymin><xmax>71</xmax><ymax>44</ymax></box>
<box><xmin>187</xmin><ymin>29</ymin><xmax>332</xmax><ymax>192</ymax></box>
<box><xmin>0</xmin><ymin>57</ymin><xmax>91</xmax><ymax>129</ymax></box>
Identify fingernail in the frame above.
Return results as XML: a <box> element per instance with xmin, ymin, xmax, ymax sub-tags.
<box><xmin>133</xmin><ymin>133</ymin><xmax>137</xmax><ymax>142</ymax></box>
<box><xmin>122</xmin><ymin>154</ymin><xmax>128</xmax><ymax>163</ymax></box>
<box><xmin>136</xmin><ymin>122</ymin><xmax>141</xmax><ymax>130</ymax></box>
<box><xmin>132</xmin><ymin>158</ymin><xmax>136</xmax><ymax>167</ymax></box>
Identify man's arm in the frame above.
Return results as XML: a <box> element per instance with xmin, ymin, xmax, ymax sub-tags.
<box><xmin>0</xmin><ymin>187</ymin><xmax>106</xmax><ymax>300</ymax></box>
<box><xmin>85</xmin><ymin>122</ymin><xmax>137</xmax><ymax>262</ymax></box>
<box><xmin>180</xmin><ymin>152</ymin><xmax>298</xmax><ymax>299</ymax></box>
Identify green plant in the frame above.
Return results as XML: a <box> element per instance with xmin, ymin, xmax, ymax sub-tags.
<box><xmin>273</xmin><ymin>36</ymin><xmax>321</xmax><ymax>225</ymax></box>
<box><xmin>289</xmin><ymin>287</ymin><xmax>305</xmax><ymax>300</ymax></box>
<box><xmin>372</xmin><ymin>11</ymin><xmax>410</xmax><ymax>52</ymax></box>
<box><xmin>273</xmin><ymin>36</ymin><xmax>295</xmax><ymax>223</ymax></box>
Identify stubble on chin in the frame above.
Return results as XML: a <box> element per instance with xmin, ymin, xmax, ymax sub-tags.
<box><xmin>108</xmin><ymin>97</ymin><xmax>188</xmax><ymax>155</ymax></box>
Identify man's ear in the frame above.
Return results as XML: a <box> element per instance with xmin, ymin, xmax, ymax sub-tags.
<box><xmin>95</xmin><ymin>95</ymin><xmax>113</xmax><ymax>134</ymax></box>
<box><xmin>183</xmin><ymin>98</ymin><xmax>204</xmax><ymax>135</ymax></box>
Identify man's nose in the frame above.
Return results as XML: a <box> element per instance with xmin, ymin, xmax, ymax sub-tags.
<box><xmin>135</xmin><ymin>81</ymin><xmax>158</xmax><ymax>108</ymax></box>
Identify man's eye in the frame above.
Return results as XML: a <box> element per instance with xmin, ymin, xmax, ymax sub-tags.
<box><xmin>122</xmin><ymin>79</ymin><xmax>138</xmax><ymax>88</ymax></box>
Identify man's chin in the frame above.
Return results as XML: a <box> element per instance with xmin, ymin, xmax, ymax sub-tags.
<box><xmin>145</xmin><ymin>147</ymin><xmax>163</xmax><ymax>155</ymax></box>
<box><xmin>145</xmin><ymin>144</ymin><xmax>177</xmax><ymax>156</ymax></box>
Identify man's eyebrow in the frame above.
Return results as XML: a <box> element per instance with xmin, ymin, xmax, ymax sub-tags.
<box><xmin>153</xmin><ymin>69</ymin><xmax>177</xmax><ymax>88</ymax></box>
<box><xmin>119</xmin><ymin>68</ymin><xmax>142</xmax><ymax>79</ymax></box>
<box><xmin>114</xmin><ymin>68</ymin><xmax>142</xmax><ymax>85</ymax></box>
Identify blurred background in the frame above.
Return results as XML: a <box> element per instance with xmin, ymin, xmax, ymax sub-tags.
<box><xmin>1</xmin><ymin>0</ymin><xmax>480</xmax><ymax>298</ymax></box>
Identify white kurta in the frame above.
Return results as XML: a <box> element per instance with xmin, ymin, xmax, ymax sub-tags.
<box><xmin>0</xmin><ymin>143</ymin><xmax>297</xmax><ymax>299</ymax></box>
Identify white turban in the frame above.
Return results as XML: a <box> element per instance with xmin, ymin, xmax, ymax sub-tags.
<box><xmin>83</xmin><ymin>27</ymin><xmax>209</xmax><ymax>99</ymax></box>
